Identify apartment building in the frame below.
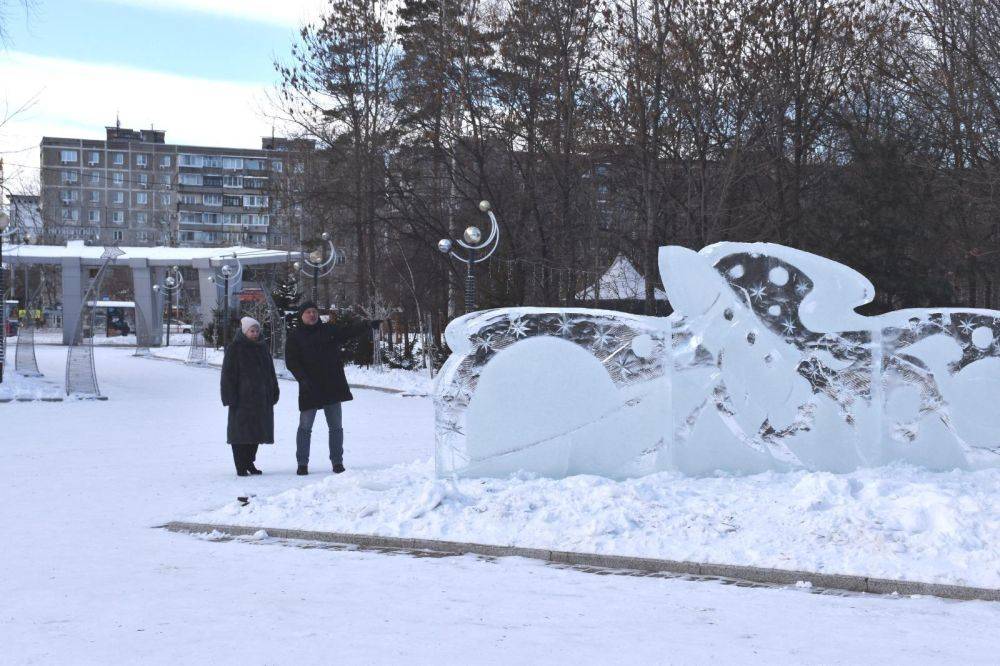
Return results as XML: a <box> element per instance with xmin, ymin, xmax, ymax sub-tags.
<box><xmin>39</xmin><ymin>126</ymin><xmax>313</xmax><ymax>249</ymax></box>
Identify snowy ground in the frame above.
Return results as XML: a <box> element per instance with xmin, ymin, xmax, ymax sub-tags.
<box><xmin>2</xmin><ymin>346</ymin><xmax>999</xmax><ymax>664</ymax></box>
<box><xmin>195</xmin><ymin>460</ymin><xmax>1000</xmax><ymax>589</ymax></box>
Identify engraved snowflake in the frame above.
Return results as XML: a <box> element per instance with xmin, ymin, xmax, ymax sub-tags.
<box><xmin>794</xmin><ymin>282</ymin><xmax>809</xmax><ymax>295</ymax></box>
<box><xmin>748</xmin><ymin>284</ymin><xmax>767</xmax><ymax>301</ymax></box>
<box><xmin>616</xmin><ymin>355</ymin><xmax>637</xmax><ymax>378</ymax></box>
<box><xmin>592</xmin><ymin>325</ymin><xmax>614</xmax><ymax>350</ymax></box>
<box><xmin>780</xmin><ymin>318</ymin><xmax>797</xmax><ymax>335</ymax></box>
<box><xmin>554</xmin><ymin>315</ymin><xmax>575</xmax><ymax>337</ymax></box>
<box><xmin>507</xmin><ymin>318</ymin><xmax>530</xmax><ymax>339</ymax></box>
<box><xmin>958</xmin><ymin>319</ymin><xmax>976</xmax><ymax>335</ymax></box>
<box><xmin>473</xmin><ymin>333</ymin><xmax>495</xmax><ymax>353</ymax></box>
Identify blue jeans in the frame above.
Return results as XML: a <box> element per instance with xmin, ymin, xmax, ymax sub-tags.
<box><xmin>296</xmin><ymin>403</ymin><xmax>343</xmax><ymax>466</ymax></box>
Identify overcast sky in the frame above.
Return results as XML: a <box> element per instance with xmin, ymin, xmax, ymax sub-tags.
<box><xmin>0</xmin><ymin>0</ymin><xmax>324</xmax><ymax>191</ymax></box>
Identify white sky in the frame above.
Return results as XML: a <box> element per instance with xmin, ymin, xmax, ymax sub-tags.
<box><xmin>93</xmin><ymin>0</ymin><xmax>326</xmax><ymax>27</ymax></box>
<box><xmin>0</xmin><ymin>51</ymin><xmax>287</xmax><ymax>193</ymax></box>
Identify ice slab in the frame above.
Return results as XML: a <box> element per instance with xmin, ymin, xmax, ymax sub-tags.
<box><xmin>434</xmin><ymin>242</ymin><xmax>1000</xmax><ymax>479</ymax></box>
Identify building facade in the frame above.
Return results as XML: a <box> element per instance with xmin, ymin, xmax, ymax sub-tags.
<box><xmin>39</xmin><ymin>126</ymin><xmax>313</xmax><ymax>249</ymax></box>
<box><xmin>8</xmin><ymin>194</ymin><xmax>43</xmax><ymax>240</ymax></box>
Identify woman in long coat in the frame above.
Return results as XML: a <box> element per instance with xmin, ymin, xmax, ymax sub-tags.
<box><xmin>221</xmin><ymin>317</ymin><xmax>279</xmax><ymax>476</ymax></box>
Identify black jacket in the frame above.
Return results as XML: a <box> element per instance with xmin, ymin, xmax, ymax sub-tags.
<box><xmin>221</xmin><ymin>332</ymin><xmax>280</xmax><ymax>445</ymax></box>
<box><xmin>285</xmin><ymin>319</ymin><xmax>372</xmax><ymax>410</ymax></box>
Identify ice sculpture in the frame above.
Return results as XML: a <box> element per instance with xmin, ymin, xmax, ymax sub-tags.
<box><xmin>434</xmin><ymin>242</ymin><xmax>1000</xmax><ymax>478</ymax></box>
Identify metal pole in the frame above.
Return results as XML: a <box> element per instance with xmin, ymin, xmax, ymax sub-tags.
<box><xmin>312</xmin><ymin>264</ymin><xmax>319</xmax><ymax>304</ymax></box>
<box><xmin>165</xmin><ymin>285</ymin><xmax>171</xmax><ymax>347</ymax></box>
<box><xmin>464</xmin><ymin>252</ymin><xmax>475</xmax><ymax>312</ymax></box>
<box><xmin>223</xmin><ymin>275</ymin><xmax>230</xmax><ymax>347</ymax></box>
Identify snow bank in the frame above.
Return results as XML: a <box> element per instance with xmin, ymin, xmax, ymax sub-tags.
<box><xmin>0</xmin><ymin>372</ymin><xmax>62</xmax><ymax>400</ymax></box>
<box><xmin>191</xmin><ymin>461</ymin><xmax>1000</xmax><ymax>589</ymax></box>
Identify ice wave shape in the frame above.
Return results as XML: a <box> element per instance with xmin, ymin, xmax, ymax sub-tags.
<box><xmin>433</xmin><ymin>242</ymin><xmax>1000</xmax><ymax>479</ymax></box>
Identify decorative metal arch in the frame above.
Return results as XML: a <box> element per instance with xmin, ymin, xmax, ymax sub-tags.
<box><xmin>65</xmin><ymin>247</ymin><xmax>124</xmax><ymax>398</ymax></box>
<box><xmin>14</xmin><ymin>270</ymin><xmax>45</xmax><ymax>377</ymax></box>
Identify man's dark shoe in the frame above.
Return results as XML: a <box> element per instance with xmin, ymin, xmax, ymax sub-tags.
<box><xmin>297</xmin><ymin>465</ymin><xmax>308</xmax><ymax>476</ymax></box>
<box><xmin>332</xmin><ymin>463</ymin><xmax>345</xmax><ymax>474</ymax></box>
<box><xmin>248</xmin><ymin>464</ymin><xmax>262</xmax><ymax>475</ymax></box>
<box><xmin>236</xmin><ymin>469</ymin><xmax>249</xmax><ymax>477</ymax></box>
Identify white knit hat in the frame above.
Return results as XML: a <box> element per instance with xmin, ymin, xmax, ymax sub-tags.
<box><xmin>240</xmin><ymin>316</ymin><xmax>261</xmax><ymax>335</ymax></box>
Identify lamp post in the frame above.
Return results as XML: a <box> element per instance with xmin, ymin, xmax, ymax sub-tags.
<box><xmin>0</xmin><ymin>212</ymin><xmax>13</xmax><ymax>382</ymax></box>
<box><xmin>153</xmin><ymin>265</ymin><xmax>183</xmax><ymax>347</ymax></box>
<box><xmin>438</xmin><ymin>200</ymin><xmax>500</xmax><ymax>312</ymax></box>
<box><xmin>294</xmin><ymin>232</ymin><xmax>341</xmax><ymax>305</ymax></box>
<box><xmin>207</xmin><ymin>253</ymin><xmax>242</xmax><ymax>348</ymax></box>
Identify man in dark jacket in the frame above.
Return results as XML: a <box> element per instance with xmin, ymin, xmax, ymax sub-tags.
<box><xmin>284</xmin><ymin>301</ymin><xmax>380</xmax><ymax>475</ymax></box>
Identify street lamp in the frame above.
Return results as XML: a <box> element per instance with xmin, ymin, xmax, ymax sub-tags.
<box><xmin>438</xmin><ymin>200</ymin><xmax>501</xmax><ymax>312</ymax></box>
<box><xmin>296</xmin><ymin>232</ymin><xmax>342</xmax><ymax>304</ymax></box>
<box><xmin>0</xmin><ymin>212</ymin><xmax>13</xmax><ymax>382</ymax></box>
<box><xmin>153</xmin><ymin>265</ymin><xmax>183</xmax><ymax>347</ymax></box>
<box><xmin>207</xmin><ymin>253</ymin><xmax>242</xmax><ymax>348</ymax></box>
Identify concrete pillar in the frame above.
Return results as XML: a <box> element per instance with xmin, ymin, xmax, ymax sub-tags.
<box><xmin>61</xmin><ymin>257</ymin><xmax>83</xmax><ymax>345</ymax></box>
<box><xmin>130</xmin><ymin>260</ymin><xmax>163</xmax><ymax>346</ymax></box>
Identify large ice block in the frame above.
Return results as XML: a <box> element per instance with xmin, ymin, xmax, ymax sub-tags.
<box><xmin>434</xmin><ymin>242</ymin><xmax>1000</xmax><ymax>478</ymax></box>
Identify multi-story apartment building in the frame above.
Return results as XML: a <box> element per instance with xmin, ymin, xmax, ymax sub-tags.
<box><xmin>39</xmin><ymin>125</ymin><xmax>314</xmax><ymax>249</ymax></box>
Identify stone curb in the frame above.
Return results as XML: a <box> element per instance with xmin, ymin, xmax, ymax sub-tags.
<box><xmin>161</xmin><ymin>521</ymin><xmax>999</xmax><ymax>602</ymax></box>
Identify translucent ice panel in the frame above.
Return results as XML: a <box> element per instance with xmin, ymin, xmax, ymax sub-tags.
<box><xmin>434</xmin><ymin>243</ymin><xmax>1000</xmax><ymax>479</ymax></box>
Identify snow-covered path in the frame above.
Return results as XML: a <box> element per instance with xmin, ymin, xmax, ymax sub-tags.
<box><xmin>2</xmin><ymin>347</ymin><xmax>999</xmax><ymax>664</ymax></box>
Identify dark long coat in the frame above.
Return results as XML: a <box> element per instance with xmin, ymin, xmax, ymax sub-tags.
<box><xmin>221</xmin><ymin>332</ymin><xmax>280</xmax><ymax>445</ymax></box>
<box><xmin>284</xmin><ymin>320</ymin><xmax>372</xmax><ymax>411</ymax></box>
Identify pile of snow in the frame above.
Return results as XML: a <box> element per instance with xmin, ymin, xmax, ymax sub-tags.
<box><xmin>192</xmin><ymin>461</ymin><xmax>1000</xmax><ymax>588</ymax></box>
<box><xmin>0</xmin><ymin>372</ymin><xmax>62</xmax><ymax>400</ymax></box>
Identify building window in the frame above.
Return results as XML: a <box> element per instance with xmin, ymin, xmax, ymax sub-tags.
<box><xmin>136</xmin><ymin>192</ymin><xmax>148</xmax><ymax>205</ymax></box>
<box><xmin>159</xmin><ymin>173</ymin><xmax>171</xmax><ymax>185</ymax></box>
<box><xmin>112</xmin><ymin>230</ymin><xmax>124</xmax><ymax>242</ymax></box>
<box><xmin>203</xmin><ymin>156</ymin><xmax>222</xmax><ymax>168</ymax></box>
<box><xmin>137</xmin><ymin>230</ymin><xmax>149</xmax><ymax>242</ymax></box>
<box><xmin>222</xmin><ymin>213</ymin><xmax>239</xmax><ymax>225</ymax></box>
<box><xmin>159</xmin><ymin>155</ymin><xmax>171</xmax><ymax>168</ymax></box>
<box><xmin>242</xmin><ymin>214</ymin><xmax>269</xmax><ymax>226</ymax></box>
<box><xmin>160</xmin><ymin>194</ymin><xmax>171</xmax><ymax>206</ymax></box>
<box><xmin>60</xmin><ymin>149</ymin><xmax>79</xmax><ymax>163</ymax></box>
<box><xmin>113</xmin><ymin>191</ymin><xmax>125</xmax><ymax>205</ymax></box>
<box><xmin>136</xmin><ymin>154</ymin><xmax>148</xmax><ymax>166</ymax></box>
<box><xmin>223</xmin><ymin>195</ymin><xmax>241</xmax><ymax>207</ymax></box>
<box><xmin>61</xmin><ymin>208</ymin><xmax>80</xmax><ymax>221</ymax></box>
<box><xmin>293</xmin><ymin>162</ymin><xmax>304</xmax><ymax>173</ymax></box>
<box><xmin>138</xmin><ymin>173</ymin><xmax>148</xmax><ymax>186</ymax></box>
<box><xmin>243</xmin><ymin>195</ymin><xmax>268</xmax><ymax>208</ymax></box>
<box><xmin>88</xmin><ymin>171</ymin><xmax>101</xmax><ymax>185</ymax></box>
<box><xmin>112</xmin><ymin>172</ymin><xmax>124</xmax><ymax>185</ymax></box>
<box><xmin>61</xmin><ymin>170</ymin><xmax>79</xmax><ymax>184</ymax></box>
<box><xmin>244</xmin><ymin>176</ymin><xmax>267</xmax><ymax>189</ymax></box>
<box><xmin>113</xmin><ymin>152</ymin><xmax>124</xmax><ymax>165</ymax></box>
<box><xmin>88</xmin><ymin>151</ymin><xmax>100</xmax><ymax>165</ymax></box>
<box><xmin>201</xmin><ymin>212</ymin><xmax>220</xmax><ymax>225</ymax></box>
<box><xmin>178</xmin><ymin>173</ymin><xmax>203</xmax><ymax>186</ymax></box>
<box><xmin>203</xmin><ymin>194</ymin><xmax>222</xmax><ymax>206</ymax></box>
<box><xmin>112</xmin><ymin>211</ymin><xmax>125</xmax><ymax>224</ymax></box>
<box><xmin>272</xmin><ymin>160</ymin><xmax>283</xmax><ymax>173</ymax></box>
<box><xmin>180</xmin><ymin>212</ymin><xmax>200</xmax><ymax>225</ymax></box>
<box><xmin>136</xmin><ymin>212</ymin><xmax>148</xmax><ymax>225</ymax></box>
<box><xmin>223</xmin><ymin>175</ymin><xmax>242</xmax><ymax>188</ymax></box>
<box><xmin>179</xmin><ymin>194</ymin><xmax>200</xmax><ymax>205</ymax></box>
<box><xmin>60</xmin><ymin>190</ymin><xmax>80</xmax><ymax>204</ymax></box>
<box><xmin>181</xmin><ymin>231</ymin><xmax>195</xmax><ymax>241</ymax></box>
<box><xmin>178</xmin><ymin>153</ymin><xmax>204</xmax><ymax>168</ymax></box>
<box><xmin>245</xmin><ymin>158</ymin><xmax>264</xmax><ymax>170</ymax></box>
<box><xmin>89</xmin><ymin>191</ymin><xmax>100</xmax><ymax>203</ymax></box>
<box><xmin>88</xmin><ymin>210</ymin><xmax>101</xmax><ymax>223</ymax></box>
<box><xmin>222</xmin><ymin>157</ymin><xmax>243</xmax><ymax>170</ymax></box>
